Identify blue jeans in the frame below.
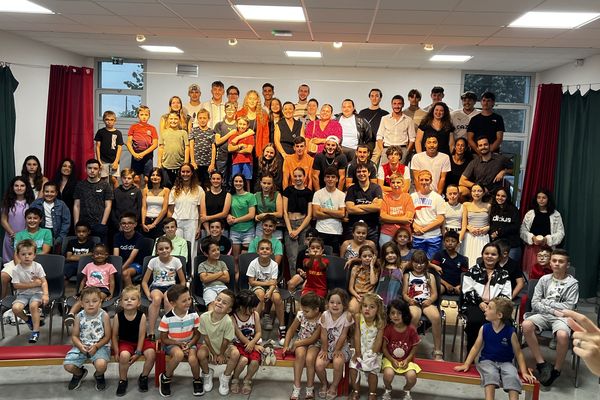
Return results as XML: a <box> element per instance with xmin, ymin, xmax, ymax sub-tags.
<box><xmin>412</xmin><ymin>235</ymin><xmax>442</xmax><ymax>259</ymax></box>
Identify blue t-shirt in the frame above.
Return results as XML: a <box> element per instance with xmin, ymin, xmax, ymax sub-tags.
<box><xmin>113</xmin><ymin>231</ymin><xmax>144</xmax><ymax>265</ymax></box>
<box><xmin>431</xmin><ymin>249</ymin><xmax>468</xmax><ymax>287</ymax></box>
<box><xmin>480</xmin><ymin>322</ymin><xmax>515</xmax><ymax>363</ymax></box>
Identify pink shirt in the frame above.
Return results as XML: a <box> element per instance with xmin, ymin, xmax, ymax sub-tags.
<box><xmin>81</xmin><ymin>262</ymin><xmax>117</xmax><ymax>290</ymax></box>
<box><xmin>305</xmin><ymin>119</ymin><xmax>342</xmax><ymax>153</ymax></box>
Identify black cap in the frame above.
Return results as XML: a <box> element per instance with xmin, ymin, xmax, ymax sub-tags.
<box><xmin>461</xmin><ymin>91</ymin><xmax>477</xmax><ymax>101</ymax></box>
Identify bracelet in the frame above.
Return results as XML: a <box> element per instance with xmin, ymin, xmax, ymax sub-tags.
<box><xmin>134</xmin><ymin>350</ymin><xmax>143</xmax><ymax>356</ymax></box>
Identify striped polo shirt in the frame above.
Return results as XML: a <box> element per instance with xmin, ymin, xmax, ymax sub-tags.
<box><xmin>158</xmin><ymin>310</ymin><xmax>200</xmax><ymax>342</ymax></box>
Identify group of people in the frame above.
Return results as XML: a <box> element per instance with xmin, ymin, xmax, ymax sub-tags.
<box><xmin>0</xmin><ymin>80</ymin><xmax>592</xmax><ymax>400</ymax></box>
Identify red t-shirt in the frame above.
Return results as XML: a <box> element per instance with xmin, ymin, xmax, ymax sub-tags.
<box><xmin>530</xmin><ymin>263</ymin><xmax>552</xmax><ymax>280</ymax></box>
<box><xmin>228</xmin><ymin>130</ymin><xmax>255</xmax><ymax>165</ymax></box>
<box><xmin>302</xmin><ymin>257</ymin><xmax>329</xmax><ymax>298</ymax></box>
<box><xmin>383</xmin><ymin>324</ymin><xmax>420</xmax><ymax>361</ymax></box>
<box><xmin>128</xmin><ymin>122</ymin><xmax>158</xmax><ymax>153</ymax></box>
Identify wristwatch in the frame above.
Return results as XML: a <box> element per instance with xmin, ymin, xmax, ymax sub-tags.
<box><xmin>134</xmin><ymin>350</ymin><xmax>143</xmax><ymax>356</ymax></box>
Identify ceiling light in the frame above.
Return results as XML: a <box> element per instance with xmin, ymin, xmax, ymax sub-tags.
<box><xmin>228</xmin><ymin>38</ymin><xmax>238</xmax><ymax>46</ymax></box>
<box><xmin>272</xmin><ymin>30</ymin><xmax>293</xmax><ymax>37</ymax></box>
<box><xmin>0</xmin><ymin>0</ymin><xmax>53</xmax><ymax>14</ymax></box>
<box><xmin>333</xmin><ymin>42</ymin><xmax>343</xmax><ymax>49</ymax></box>
<box><xmin>234</xmin><ymin>5</ymin><xmax>305</xmax><ymax>22</ymax></box>
<box><xmin>430</xmin><ymin>55</ymin><xmax>472</xmax><ymax>62</ymax></box>
<box><xmin>285</xmin><ymin>51</ymin><xmax>322</xmax><ymax>58</ymax></box>
<box><xmin>509</xmin><ymin>12</ymin><xmax>600</xmax><ymax>29</ymax></box>
<box><xmin>136</xmin><ymin>34</ymin><xmax>146</xmax><ymax>43</ymax></box>
<box><xmin>423</xmin><ymin>43</ymin><xmax>434</xmax><ymax>51</ymax></box>
<box><xmin>140</xmin><ymin>45</ymin><xmax>183</xmax><ymax>53</ymax></box>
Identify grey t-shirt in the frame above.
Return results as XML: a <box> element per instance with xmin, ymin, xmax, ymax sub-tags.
<box><xmin>198</xmin><ymin>260</ymin><xmax>228</xmax><ymax>288</ymax></box>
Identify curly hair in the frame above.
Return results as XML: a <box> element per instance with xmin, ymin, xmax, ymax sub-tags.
<box><xmin>3</xmin><ymin>176</ymin><xmax>34</xmax><ymax>213</ymax></box>
<box><xmin>172</xmin><ymin>164</ymin><xmax>200</xmax><ymax>197</ymax></box>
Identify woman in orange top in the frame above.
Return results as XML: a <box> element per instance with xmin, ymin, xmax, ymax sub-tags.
<box><xmin>236</xmin><ymin>90</ymin><xmax>269</xmax><ymax>158</ymax></box>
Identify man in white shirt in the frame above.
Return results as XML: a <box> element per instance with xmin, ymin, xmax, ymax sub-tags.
<box><xmin>201</xmin><ymin>80</ymin><xmax>225</xmax><ymax>129</ymax></box>
<box><xmin>451</xmin><ymin>91</ymin><xmax>480</xmax><ymax>141</ymax></box>
<box><xmin>312</xmin><ymin>167</ymin><xmax>346</xmax><ymax>253</ymax></box>
<box><xmin>411</xmin><ymin>136</ymin><xmax>451</xmax><ymax>194</ymax></box>
<box><xmin>375</xmin><ymin>94</ymin><xmax>415</xmax><ymax>165</ymax></box>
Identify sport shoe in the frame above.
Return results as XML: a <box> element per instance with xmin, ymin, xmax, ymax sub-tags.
<box><xmin>138</xmin><ymin>374</ymin><xmax>149</xmax><ymax>392</ymax></box>
<box><xmin>25</xmin><ymin>316</ymin><xmax>34</xmax><ymax>331</ymax></box>
<box><xmin>159</xmin><ymin>373</ymin><xmax>172</xmax><ymax>397</ymax></box>
<box><xmin>116</xmin><ymin>379</ymin><xmax>128</xmax><ymax>396</ymax></box>
<box><xmin>290</xmin><ymin>385</ymin><xmax>301</xmax><ymax>400</ymax></box>
<box><xmin>218</xmin><ymin>373</ymin><xmax>231</xmax><ymax>395</ymax></box>
<box><xmin>543</xmin><ymin>369</ymin><xmax>561</xmax><ymax>387</ymax></box>
<box><xmin>193</xmin><ymin>378</ymin><xmax>204</xmax><ymax>396</ymax></box>
<box><xmin>278</xmin><ymin>326</ymin><xmax>287</xmax><ymax>346</ymax></box>
<box><xmin>263</xmin><ymin>314</ymin><xmax>273</xmax><ymax>330</ymax></box>
<box><xmin>202</xmin><ymin>368</ymin><xmax>214</xmax><ymax>392</ymax></box>
<box><xmin>64</xmin><ymin>313</ymin><xmax>75</xmax><ymax>327</ymax></box>
<box><xmin>382</xmin><ymin>389</ymin><xmax>392</xmax><ymax>400</ymax></box>
<box><xmin>536</xmin><ymin>362</ymin><xmax>553</xmax><ymax>384</ymax></box>
<box><xmin>402</xmin><ymin>390</ymin><xmax>413</xmax><ymax>400</ymax></box>
<box><xmin>28</xmin><ymin>331</ymin><xmax>39</xmax><ymax>343</ymax></box>
<box><xmin>94</xmin><ymin>373</ymin><xmax>106</xmax><ymax>391</ymax></box>
<box><xmin>68</xmin><ymin>367</ymin><xmax>88</xmax><ymax>390</ymax></box>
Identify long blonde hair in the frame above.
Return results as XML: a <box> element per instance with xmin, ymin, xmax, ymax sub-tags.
<box><xmin>360</xmin><ymin>293</ymin><xmax>386</xmax><ymax>329</ymax></box>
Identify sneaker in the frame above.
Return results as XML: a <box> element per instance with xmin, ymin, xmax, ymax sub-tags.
<box><xmin>94</xmin><ymin>373</ymin><xmax>106</xmax><ymax>391</ymax></box>
<box><xmin>543</xmin><ymin>369</ymin><xmax>561</xmax><ymax>387</ymax></box>
<box><xmin>25</xmin><ymin>316</ymin><xmax>34</xmax><ymax>331</ymax></box>
<box><xmin>64</xmin><ymin>313</ymin><xmax>75</xmax><ymax>327</ymax></box>
<box><xmin>278</xmin><ymin>326</ymin><xmax>287</xmax><ymax>346</ymax></box>
<box><xmin>193</xmin><ymin>378</ymin><xmax>205</xmax><ymax>396</ymax></box>
<box><xmin>402</xmin><ymin>390</ymin><xmax>413</xmax><ymax>400</ymax></box>
<box><xmin>290</xmin><ymin>385</ymin><xmax>301</xmax><ymax>400</ymax></box>
<box><xmin>218</xmin><ymin>373</ymin><xmax>231</xmax><ymax>396</ymax></box>
<box><xmin>68</xmin><ymin>367</ymin><xmax>88</xmax><ymax>390</ymax></box>
<box><xmin>138</xmin><ymin>374</ymin><xmax>149</xmax><ymax>392</ymax></box>
<box><xmin>382</xmin><ymin>389</ymin><xmax>392</xmax><ymax>400</ymax></box>
<box><xmin>159</xmin><ymin>373</ymin><xmax>172</xmax><ymax>397</ymax></box>
<box><xmin>263</xmin><ymin>314</ymin><xmax>273</xmax><ymax>330</ymax></box>
<box><xmin>116</xmin><ymin>380</ymin><xmax>128</xmax><ymax>396</ymax></box>
<box><xmin>536</xmin><ymin>362</ymin><xmax>553</xmax><ymax>384</ymax></box>
<box><xmin>202</xmin><ymin>368</ymin><xmax>214</xmax><ymax>393</ymax></box>
<box><xmin>28</xmin><ymin>331</ymin><xmax>39</xmax><ymax>343</ymax></box>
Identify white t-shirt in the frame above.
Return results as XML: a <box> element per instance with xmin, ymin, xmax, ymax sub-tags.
<box><xmin>410</xmin><ymin>152</ymin><xmax>451</xmax><ymax>193</ymax></box>
<box><xmin>43</xmin><ymin>201</ymin><xmax>54</xmax><ymax>228</ymax></box>
<box><xmin>246</xmin><ymin>257</ymin><xmax>279</xmax><ymax>282</ymax></box>
<box><xmin>451</xmin><ymin>109</ymin><xmax>480</xmax><ymax>140</ymax></box>
<box><xmin>148</xmin><ymin>256</ymin><xmax>182</xmax><ymax>287</ymax></box>
<box><xmin>12</xmin><ymin>261</ymin><xmax>46</xmax><ymax>295</ymax></box>
<box><xmin>169</xmin><ymin>186</ymin><xmax>205</xmax><ymax>220</ymax></box>
<box><xmin>339</xmin><ymin>115</ymin><xmax>358</xmax><ymax>148</ymax></box>
<box><xmin>411</xmin><ymin>191</ymin><xmax>446</xmax><ymax>239</ymax></box>
<box><xmin>312</xmin><ymin>187</ymin><xmax>346</xmax><ymax>235</ymax></box>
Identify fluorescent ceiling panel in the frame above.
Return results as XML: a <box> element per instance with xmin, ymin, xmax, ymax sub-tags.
<box><xmin>0</xmin><ymin>0</ymin><xmax>53</xmax><ymax>14</ymax></box>
<box><xmin>140</xmin><ymin>45</ymin><xmax>184</xmax><ymax>53</ymax></box>
<box><xmin>509</xmin><ymin>12</ymin><xmax>600</xmax><ymax>29</ymax></box>
<box><xmin>430</xmin><ymin>54</ymin><xmax>472</xmax><ymax>62</ymax></box>
<box><xmin>286</xmin><ymin>51</ymin><xmax>322</xmax><ymax>58</ymax></box>
<box><xmin>234</xmin><ymin>5</ymin><xmax>305</xmax><ymax>22</ymax></box>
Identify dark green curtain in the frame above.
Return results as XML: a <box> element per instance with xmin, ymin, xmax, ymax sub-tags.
<box><xmin>555</xmin><ymin>89</ymin><xmax>600</xmax><ymax>298</ymax></box>
<box><xmin>0</xmin><ymin>66</ymin><xmax>18</xmax><ymax>200</ymax></box>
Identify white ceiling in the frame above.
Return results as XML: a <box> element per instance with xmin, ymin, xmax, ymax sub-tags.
<box><xmin>2</xmin><ymin>0</ymin><xmax>600</xmax><ymax>71</ymax></box>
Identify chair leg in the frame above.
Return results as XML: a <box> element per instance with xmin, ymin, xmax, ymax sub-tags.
<box><xmin>460</xmin><ymin>321</ymin><xmax>465</xmax><ymax>361</ymax></box>
<box><xmin>47</xmin><ymin>302</ymin><xmax>54</xmax><ymax>345</ymax></box>
<box><xmin>575</xmin><ymin>355</ymin><xmax>580</xmax><ymax>388</ymax></box>
<box><xmin>0</xmin><ymin>308</ymin><xmax>5</xmax><ymax>339</ymax></box>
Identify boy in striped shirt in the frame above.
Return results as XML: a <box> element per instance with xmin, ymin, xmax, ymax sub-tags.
<box><xmin>158</xmin><ymin>285</ymin><xmax>202</xmax><ymax>397</ymax></box>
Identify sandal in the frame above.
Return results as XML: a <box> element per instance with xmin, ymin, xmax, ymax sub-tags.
<box><xmin>326</xmin><ymin>389</ymin><xmax>338</xmax><ymax>400</ymax></box>
<box><xmin>305</xmin><ymin>386</ymin><xmax>315</xmax><ymax>400</ymax></box>
<box><xmin>318</xmin><ymin>384</ymin><xmax>328</xmax><ymax>399</ymax></box>
<box><xmin>348</xmin><ymin>389</ymin><xmax>360</xmax><ymax>400</ymax></box>
<box><xmin>368</xmin><ymin>392</ymin><xmax>378</xmax><ymax>400</ymax></box>
<box><xmin>230</xmin><ymin>378</ymin><xmax>240</xmax><ymax>394</ymax></box>
<box><xmin>242</xmin><ymin>379</ymin><xmax>253</xmax><ymax>395</ymax></box>
<box><xmin>433</xmin><ymin>350</ymin><xmax>444</xmax><ymax>361</ymax></box>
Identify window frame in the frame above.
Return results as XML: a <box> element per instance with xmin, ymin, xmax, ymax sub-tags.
<box><xmin>95</xmin><ymin>58</ymin><xmax>146</xmax><ymax>123</ymax></box>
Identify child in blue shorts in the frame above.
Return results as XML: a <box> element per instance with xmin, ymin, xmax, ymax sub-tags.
<box><xmin>228</xmin><ymin>117</ymin><xmax>254</xmax><ymax>185</ymax></box>
<box><xmin>64</xmin><ymin>287</ymin><xmax>112</xmax><ymax>391</ymax></box>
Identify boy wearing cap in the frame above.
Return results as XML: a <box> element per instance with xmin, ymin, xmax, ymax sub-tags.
<box><xmin>451</xmin><ymin>91</ymin><xmax>480</xmax><ymax>141</ymax></box>
<box><xmin>311</xmin><ymin>136</ymin><xmax>347</xmax><ymax>190</ymax></box>
<box><xmin>185</xmin><ymin>84</ymin><xmax>203</xmax><ymax>128</ymax></box>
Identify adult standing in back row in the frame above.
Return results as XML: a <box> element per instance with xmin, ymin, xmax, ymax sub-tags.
<box><xmin>467</xmin><ymin>92</ymin><xmax>504</xmax><ymax>154</ymax></box>
<box><xmin>337</xmin><ymin>99</ymin><xmax>374</xmax><ymax>162</ymax></box>
<box><xmin>359</xmin><ymin>88</ymin><xmax>389</xmax><ymax>147</ymax></box>
<box><xmin>374</xmin><ymin>94</ymin><xmax>415</xmax><ymax>165</ymax></box>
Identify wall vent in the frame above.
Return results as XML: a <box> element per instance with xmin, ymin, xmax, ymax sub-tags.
<box><xmin>176</xmin><ymin>64</ymin><xmax>198</xmax><ymax>77</ymax></box>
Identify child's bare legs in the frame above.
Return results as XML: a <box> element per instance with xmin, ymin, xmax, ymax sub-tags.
<box><xmin>422</xmin><ymin>305</ymin><xmax>443</xmax><ymax>358</ymax></box>
<box><xmin>315</xmin><ymin>355</ymin><xmax>330</xmax><ymax>389</ymax></box>
<box><xmin>306</xmin><ymin>346</ymin><xmax>319</xmax><ymax>388</ymax></box>
<box><xmin>349</xmin><ymin>297</ymin><xmax>361</xmax><ymax>314</ymax></box>
<box><xmin>118</xmin><ymin>351</ymin><xmax>132</xmax><ymax>380</ymax></box>
<box><xmin>233</xmin><ymin>355</ymin><xmax>248</xmax><ymax>380</ymax></box>
<box><xmin>484</xmin><ymin>385</ymin><xmax>496</xmax><ymax>400</ymax></box>
<box><xmin>367</xmin><ymin>371</ymin><xmax>378</xmax><ymax>395</ymax></box>
<box><xmin>165</xmin><ymin>347</ymin><xmax>184</xmax><ymax>377</ymax></box>
<box><xmin>508</xmin><ymin>389</ymin><xmax>519</xmax><ymax>400</ymax></box>
<box><xmin>255</xmin><ymin>290</ymin><xmax>266</xmax><ymax>315</ymax></box>
<box><xmin>554</xmin><ymin>330</ymin><xmax>570</xmax><ymax>370</ymax></box>
<box><xmin>287</xmin><ymin>274</ymin><xmax>303</xmax><ymax>292</ymax></box>
<box><xmin>122</xmin><ymin>267</ymin><xmax>137</xmax><ymax>288</ymax></box>
<box><xmin>403</xmin><ymin>370</ymin><xmax>417</xmax><ymax>391</ymax></box>
<box><xmin>147</xmin><ymin>290</ymin><xmax>165</xmax><ymax>335</ymax></box>
<box><xmin>1</xmin><ymin>272</ymin><xmax>10</xmax><ymax>300</ymax></box>
<box><xmin>272</xmin><ymin>292</ymin><xmax>285</xmax><ymax>328</ymax></box>
<box><xmin>522</xmin><ymin>320</ymin><xmax>544</xmax><ymax>363</ymax></box>
<box><xmin>187</xmin><ymin>348</ymin><xmax>201</xmax><ymax>379</ymax></box>
<box><xmin>244</xmin><ymin>359</ymin><xmax>260</xmax><ymax>381</ymax></box>
<box><xmin>64</xmin><ymin>363</ymin><xmax>84</xmax><ymax>376</ymax></box>
<box><xmin>232</xmin><ymin>244</ymin><xmax>242</xmax><ymax>284</ymax></box>
<box><xmin>409</xmin><ymin>305</ymin><xmax>422</xmax><ymax>327</ymax></box>
<box><xmin>197</xmin><ymin>345</ymin><xmax>210</xmax><ymax>374</ymax></box>
<box><xmin>293</xmin><ymin>346</ymin><xmax>307</xmax><ymax>388</ymax></box>
<box><xmin>224</xmin><ymin>346</ymin><xmax>241</xmax><ymax>376</ymax></box>
<box><xmin>142</xmin><ymin>348</ymin><xmax>156</xmax><ymax>377</ymax></box>
<box><xmin>93</xmin><ymin>358</ymin><xmax>108</xmax><ymax>376</ymax></box>
<box><xmin>13</xmin><ymin>300</ymin><xmax>41</xmax><ymax>330</ymax></box>
<box><xmin>328</xmin><ymin>353</ymin><xmax>345</xmax><ymax>394</ymax></box>
<box><xmin>382</xmin><ymin>367</ymin><xmax>395</xmax><ymax>390</ymax></box>
<box><xmin>349</xmin><ymin>368</ymin><xmax>360</xmax><ymax>393</ymax></box>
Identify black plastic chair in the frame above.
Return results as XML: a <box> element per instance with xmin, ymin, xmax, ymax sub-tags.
<box><xmin>36</xmin><ymin>254</ymin><xmax>66</xmax><ymax>344</ymax></box>
<box><xmin>325</xmin><ymin>255</ymin><xmax>350</xmax><ymax>290</ymax></box>
<box><xmin>139</xmin><ymin>254</ymin><xmax>187</xmax><ymax>309</ymax></box>
<box><xmin>61</xmin><ymin>236</ymin><xmax>101</xmax><ymax>256</ymax></box>
<box><xmin>192</xmin><ymin>254</ymin><xmax>235</xmax><ymax>311</ymax></box>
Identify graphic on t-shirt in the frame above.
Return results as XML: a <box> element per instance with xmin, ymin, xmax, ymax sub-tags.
<box><xmin>90</xmin><ymin>271</ymin><xmax>107</xmax><ymax>285</ymax></box>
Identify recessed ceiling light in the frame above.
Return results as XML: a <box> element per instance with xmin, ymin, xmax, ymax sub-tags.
<box><xmin>509</xmin><ymin>11</ymin><xmax>600</xmax><ymax>29</ymax></box>
<box><xmin>272</xmin><ymin>30</ymin><xmax>293</xmax><ymax>37</ymax></box>
<box><xmin>140</xmin><ymin>45</ymin><xmax>183</xmax><ymax>53</ymax></box>
<box><xmin>0</xmin><ymin>0</ymin><xmax>53</xmax><ymax>14</ymax></box>
<box><xmin>234</xmin><ymin>5</ymin><xmax>305</xmax><ymax>22</ymax></box>
<box><xmin>228</xmin><ymin>38</ymin><xmax>238</xmax><ymax>46</ymax></box>
<box><xmin>333</xmin><ymin>42</ymin><xmax>343</xmax><ymax>49</ymax></box>
<box><xmin>285</xmin><ymin>51</ymin><xmax>322</xmax><ymax>58</ymax></box>
<box><xmin>430</xmin><ymin>55</ymin><xmax>472</xmax><ymax>62</ymax></box>
<box><xmin>423</xmin><ymin>43</ymin><xmax>434</xmax><ymax>51</ymax></box>
<box><xmin>136</xmin><ymin>34</ymin><xmax>146</xmax><ymax>43</ymax></box>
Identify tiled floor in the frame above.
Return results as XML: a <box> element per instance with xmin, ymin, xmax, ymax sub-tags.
<box><xmin>1</xmin><ymin>299</ymin><xmax>599</xmax><ymax>399</ymax></box>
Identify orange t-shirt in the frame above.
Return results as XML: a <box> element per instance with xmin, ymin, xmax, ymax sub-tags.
<box><xmin>283</xmin><ymin>154</ymin><xmax>314</xmax><ymax>189</ymax></box>
<box><xmin>380</xmin><ymin>192</ymin><xmax>415</xmax><ymax>236</ymax></box>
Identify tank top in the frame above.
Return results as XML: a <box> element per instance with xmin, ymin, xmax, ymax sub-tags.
<box><xmin>407</xmin><ymin>271</ymin><xmax>431</xmax><ymax>303</ymax></box>
<box><xmin>277</xmin><ymin>118</ymin><xmax>302</xmax><ymax>155</ymax></box>
<box><xmin>118</xmin><ymin>309</ymin><xmax>143</xmax><ymax>343</ymax></box>
<box><xmin>205</xmin><ymin>189</ymin><xmax>227</xmax><ymax>217</ymax></box>
<box><xmin>444</xmin><ymin>202</ymin><xmax>463</xmax><ymax>230</ymax></box>
<box><xmin>480</xmin><ymin>322</ymin><xmax>515</xmax><ymax>363</ymax></box>
<box><xmin>344</xmin><ymin>243</ymin><xmax>359</xmax><ymax>260</ymax></box>
<box><xmin>468</xmin><ymin>208</ymin><xmax>489</xmax><ymax>228</ymax></box>
<box><xmin>233</xmin><ymin>312</ymin><xmax>256</xmax><ymax>344</ymax></box>
<box><xmin>146</xmin><ymin>190</ymin><xmax>165</xmax><ymax>218</ymax></box>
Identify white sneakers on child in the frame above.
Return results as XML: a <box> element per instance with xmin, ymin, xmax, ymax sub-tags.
<box><xmin>218</xmin><ymin>372</ymin><xmax>231</xmax><ymax>395</ymax></box>
<box><xmin>202</xmin><ymin>368</ymin><xmax>214</xmax><ymax>393</ymax></box>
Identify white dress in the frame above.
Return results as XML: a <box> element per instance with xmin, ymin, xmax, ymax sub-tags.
<box><xmin>462</xmin><ymin>209</ymin><xmax>490</xmax><ymax>267</ymax></box>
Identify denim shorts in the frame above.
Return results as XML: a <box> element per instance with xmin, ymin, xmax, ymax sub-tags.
<box><xmin>229</xmin><ymin>229</ymin><xmax>254</xmax><ymax>245</ymax></box>
<box><xmin>14</xmin><ymin>293</ymin><xmax>42</xmax><ymax>307</ymax></box>
<box><xmin>63</xmin><ymin>345</ymin><xmax>111</xmax><ymax>368</ymax></box>
<box><xmin>231</xmin><ymin>163</ymin><xmax>253</xmax><ymax>180</ymax></box>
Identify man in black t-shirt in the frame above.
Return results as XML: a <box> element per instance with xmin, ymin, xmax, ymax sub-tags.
<box><xmin>358</xmin><ymin>88</ymin><xmax>389</xmax><ymax>138</ymax></box>
<box><xmin>312</xmin><ymin>136</ymin><xmax>348</xmax><ymax>190</ymax></box>
<box><xmin>345</xmin><ymin>144</ymin><xmax>377</xmax><ymax>189</ymax></box>
<box><xmin>345</xmin><ymin>163</ymin><xmax>383</xmax><ymax>243</ymax></box>
<box><xmin>467</xmin><ymin>91</ymin><xmax>505</xmax><ymax>154</ymax></box>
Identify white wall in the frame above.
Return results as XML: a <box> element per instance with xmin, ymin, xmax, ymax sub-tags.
<box><xmin>0</xmin><ymin>31</ymin><xmax>90</xmax><ymax>172</ymax></box>
<box><xmin>145</xmin><ymin>60</ymin><xmax>463</xmax><ymax>123</ymax></box>
<box><xmin>536</xmin><ymin>54</ymin><xmax>600</xmax><ymax>94</ymax></box>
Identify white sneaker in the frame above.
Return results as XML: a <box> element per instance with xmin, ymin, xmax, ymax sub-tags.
<box><xmin>218</xmin><ymin>373</ymin><xmax>231</xmax><ymax>396</ymax></box>
<box><xmin>402</xmin><ymin>390</ymin><xmax>413</xmax><ymax>400</ymax></box>
<box><xmin>263</xmin><ymin>314</ymin><xmax>273</xmax><ymax>330</ymax></box>
<box><xmin>382</xmin><ymin>389</ymin><xmax>392</xmax><ymax>400</ymax></box>
<box><xmin>202</xmin><ymin>368</ymin><xmax>214</xmax><ymax>392</ymax></box>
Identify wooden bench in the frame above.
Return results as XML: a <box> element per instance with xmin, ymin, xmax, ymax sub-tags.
<box><xmin>414</xmin><ymin>358</ymin><xmax>540</xmax><ymax>400</ymax></box>
<box><xmin>0</xmin><ymin>345</ymin><xmax>72</xmax><ymax>367</ymax></box>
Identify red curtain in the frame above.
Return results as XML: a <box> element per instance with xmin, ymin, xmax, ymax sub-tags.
<box><xmin>520</xmin><ymin>83</ymin><xmax>562</xmax><ymax>217</ymax></box>
<box><xmin>44</xmin><ymin>65</ymin><xmax>94</xmax><ymax>180</ymax></box>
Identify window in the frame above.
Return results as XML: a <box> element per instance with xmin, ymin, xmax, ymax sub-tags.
<box><xmin>463</xmin><ymin>73</ymin><xmax>531</xmax><ymax>104</ymax></box>
<box><xmin>96</xmin><ymin>60</ymin><xmax>145</xmax><ymax>119</ymax></box>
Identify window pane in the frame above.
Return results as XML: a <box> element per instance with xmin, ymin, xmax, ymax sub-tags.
<box><xmin>99</xmin><ymin>62</ymin><xmax>144</xmax><ymax>90</ymax></box>
<box><xmin>464</xmin><ymin>74</ymin><xmax>530</xmax><ymax>103</ymax></box>
<box><xmin>502</xmin><ymin>140</ymin><xmax>523</xmax><ymax>159</ymax></box>
<box><xmin>494</xmin><ymin>109</ymin><xmax>526</xmax><ymax>133</ymax></box>
<box><xmin>100</xmin><ymin>94</ymin><xmax>141</xmax><ymax>118</ymax></box>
